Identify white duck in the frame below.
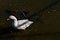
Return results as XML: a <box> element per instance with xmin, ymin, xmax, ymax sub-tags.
<box><xmin>7</xmin><ymin>15</ymin><xmax>33</xmax><ymax>30</ymax></box>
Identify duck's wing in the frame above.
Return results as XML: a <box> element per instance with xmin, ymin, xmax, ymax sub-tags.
<box><xmin>17</xmin><ymin>20</ymin><xmax>33</xmax><ymax>30</ymax></box>
<box><xmin>18</xmin><ymin>19</ymin><xmax>28</xmax><ymax>25</ymax></box>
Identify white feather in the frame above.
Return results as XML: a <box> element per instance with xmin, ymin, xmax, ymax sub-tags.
<box><xmin>9</xmin><ymin>15</ymin><xmax>33</xmax><ymax>30</ymax></box>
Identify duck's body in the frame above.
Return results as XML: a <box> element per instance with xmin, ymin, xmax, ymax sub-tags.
<box><xmin>8</xmin><ymin>15</ymin><xmax>33</xmax><ymax>30</ymax></box>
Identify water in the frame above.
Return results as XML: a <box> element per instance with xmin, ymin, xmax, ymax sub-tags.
<box><xmin>0</xmin><ymin>0</ymin><xmax>60</xmax><ymax>40</ymax></box>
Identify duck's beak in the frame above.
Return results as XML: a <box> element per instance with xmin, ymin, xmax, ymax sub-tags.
<box><xmin>7</xmin><ymin>18</ymin><xmax>10</xmax><ymax>20</ymax></box>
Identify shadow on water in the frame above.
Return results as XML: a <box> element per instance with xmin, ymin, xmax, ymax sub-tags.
<box><xmin>27</xmin><ymin>0</ymin><xmax>60</xmax><ymax>22</ymax></box>
<box><xmin>4</xmin><ymin>0</ymin><xmax>60</xmax><ymax>23</ymax></box>
<box><xmin>5</xmin><ymin>0</ymin><xmax>60</xmax><ymax>21</ymax></box>
<box><xmin>0</xmin><ymin>26</ymin><xmax>19</xmax><ymax>35</ymax></box>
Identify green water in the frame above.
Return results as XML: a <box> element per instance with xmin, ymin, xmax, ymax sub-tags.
<box><xmin>0</xmin><ymin>0</ymin><xmax>60</xmax><ymax>40</ymax></box>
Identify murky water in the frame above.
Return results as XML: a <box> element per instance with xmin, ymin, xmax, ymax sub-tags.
<box><xmin>0</xmin><ymin>0</ymin><xmax>60</xmax><ymax>40</ymax></box>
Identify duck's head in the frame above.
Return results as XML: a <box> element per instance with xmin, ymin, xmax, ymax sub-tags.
<box><xmin>7</xmin><ymin>15</ymin><xmax>17</xmax><ymax>20</ymax></box>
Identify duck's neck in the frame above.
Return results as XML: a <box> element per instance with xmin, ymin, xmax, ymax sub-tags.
<box><xmin>13</xmin><ymin>19</ymin><xmax>18</xmax><ymax>27</ymax></box>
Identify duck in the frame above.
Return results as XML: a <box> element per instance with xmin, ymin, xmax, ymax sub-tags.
<box><xmin>7</xmin><ymin>15</ymin><xmax>33</xmax><ymax>30</ymax></box>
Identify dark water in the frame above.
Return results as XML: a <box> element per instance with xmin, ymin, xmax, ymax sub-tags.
<box><xmin>0</xmin><ymin>0</ymin><xmax>60</xmax><ymax>40</ymax></box>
